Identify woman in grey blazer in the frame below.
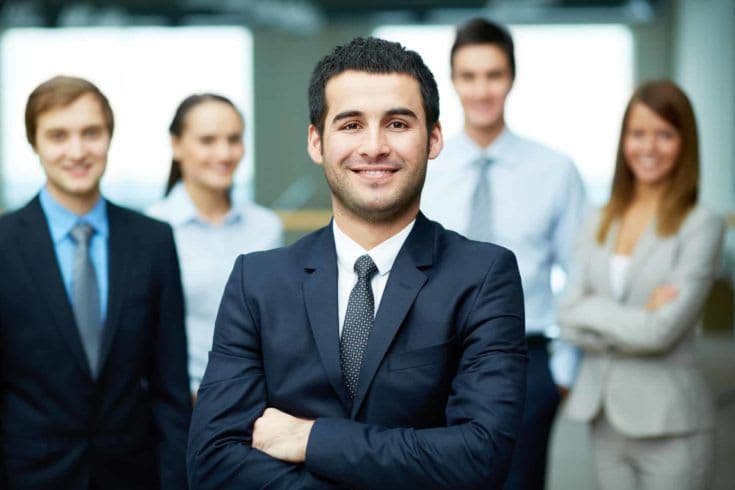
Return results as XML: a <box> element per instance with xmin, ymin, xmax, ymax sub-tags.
<box><xmin>559</xmin><ymin>80</ymin><xmax>725</xmax><ymax>490</ymax></box>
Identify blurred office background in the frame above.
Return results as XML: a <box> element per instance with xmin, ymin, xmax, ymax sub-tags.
<box><xmin>0</xmin><ymin>0</ymin><xmax>732</xmax><ymax>487</ymax></box>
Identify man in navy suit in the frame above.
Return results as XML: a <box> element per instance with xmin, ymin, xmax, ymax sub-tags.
<box><xmin>188</xmin><ymin>37</ymin><xmax>527</xmax><ymax>489</ymax></box>
<box><xmin>0</xmin><ymin>76</ymin><xmax>191</xmax><ymax>489</ymax></box>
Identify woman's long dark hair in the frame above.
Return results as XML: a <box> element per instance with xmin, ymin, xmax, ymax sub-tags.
<box><xmin>165</xmin><ymin>93</ymin><xmax>243</xmax><ymax>196</ymax></box>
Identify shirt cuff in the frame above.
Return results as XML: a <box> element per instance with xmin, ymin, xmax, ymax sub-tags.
<box><xmin>549</xmin><ymin>339</ymin><xmax>581</xmax><ymax>388</ymax></box>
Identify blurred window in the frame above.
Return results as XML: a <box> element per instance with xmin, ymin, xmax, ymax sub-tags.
<box><xmin>1</xmin><ymin>26</ymin><xmax>253</xmax><ymax>210</ymax></box>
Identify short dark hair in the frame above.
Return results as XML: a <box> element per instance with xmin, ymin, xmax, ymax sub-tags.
<box><xmin>451</xmin><ymin>18</ymin><xmax>516</xmax><ymax>79</ymax></box>
<box><xmin>308</xmin><ymin>36</ymin><xmax>439</xmax><ymax>135</ymax></box>
<box><xmin>25</xmin><ymin>75</ymin><xmax>114</xmax><ymax>147</ymax></box>
<box><xmin>165</xmin><ymin>93</ymin><xmax>243</xmax><ymax>196</ymax></box>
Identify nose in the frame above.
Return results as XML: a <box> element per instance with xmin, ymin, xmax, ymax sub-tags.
<box><xmin>358</xmin><ymin>126</ymin><xmax>390</xmax><ymax>161</ymax></box>
<box><xmin>469</xmin><ymin>78</ymin><xmax>492</xmax><ymax>98</ymax></box>
<box><xmin>215</xmin><ymin>140</ymin><xmax>230</xmax><ymax>159</ymax></box>
<box><xmin>640</xmin><ymin>134</ymin><xmax>656</xmax><ymax>153</ymax></box>
<box><xmin>67</xmin><ymin>136</ymin><xmax>85</xmax><ymax>161</ymax></box>
<box><xmin>215</xmin><ymin>139</ymin><xmax>241</xmax><ymax>162</ymax></box>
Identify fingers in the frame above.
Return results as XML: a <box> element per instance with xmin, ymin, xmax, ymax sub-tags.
<box><xmin>646</xmin><ymin>284</ymin><xmax>679</xmax><ymax>311</ymax></box>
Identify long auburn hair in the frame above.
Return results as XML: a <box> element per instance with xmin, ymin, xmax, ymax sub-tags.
<box><xmin>597</xmin><ymin>80</ymin><xmax>699</xmax><ymax>244</ymax></box>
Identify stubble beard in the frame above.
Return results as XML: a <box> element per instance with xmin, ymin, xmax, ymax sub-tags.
<box><xmin>325</xmin><ymin>161</ymin><xmax>427</xmax><ymax>225</ymax></box>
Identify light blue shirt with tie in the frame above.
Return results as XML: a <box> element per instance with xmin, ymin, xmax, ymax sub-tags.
<box><xmin>421</xmin><ymin>128</ymin><xmax>589</xmax><ymax>387</ymax></box>
<box><xmin>39</xmin><ymin>186</ymin><xmax>109</xmax><ymax>322</ymax></box>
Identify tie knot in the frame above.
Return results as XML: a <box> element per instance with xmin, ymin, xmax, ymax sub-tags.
<box><xmin>70</xmin><ymin>222</ymin><xmax>94</xmax><ymax>245</ymax></box>
<box><xmin>354</xmin><ymin>254</ymin><xmax>378</xmax><ymax>280</ymax></box>
<box><xmin>474</xmin><ymin>156</ymin><xmax>493</xmax><ymax>170</ymax></box>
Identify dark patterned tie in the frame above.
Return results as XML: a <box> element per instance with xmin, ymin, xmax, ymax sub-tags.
<box><xmin>340</xmin><ymin>254</ymin><xmax>379</xmax><ymax>399</ymax></box>
<box><xmin>71</xmin><ymin>223</ymin><xmax>102</xmax><ymax>378</ymax></box>
<box><xmin>467</xmin><ymin>156</ymin><xmax>494</xmax><ymax>242</ymax></box>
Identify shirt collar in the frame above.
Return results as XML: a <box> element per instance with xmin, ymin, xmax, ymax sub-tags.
<box><xmin>457</xmin><ymin>126</ymin><xmax>517</xmax><ymax>168</ymax></box>
<box><xmin>332</xmin><ymin>218</ymin><xmax>415</xmax><ymax>277</ymax></box>
<box><xmin>165</xmin><ymin>182</ymin><xmax>243</xmax><ymax>227</ymax></box>
<box><xmin>39</xmin><ymin>186</ymin><xmax>108</xmax><ymax>244</ymax></box>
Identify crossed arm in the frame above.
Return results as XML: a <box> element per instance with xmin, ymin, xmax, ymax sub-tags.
<box><xmin>188</xmin><ymin>250</ymin><xmax>527</xmax><ymax>489</ymax></box>
<box><xmin>559</xmin><ymin>212</ymin><xmax>725</xmax><ymax>355</ymax></box>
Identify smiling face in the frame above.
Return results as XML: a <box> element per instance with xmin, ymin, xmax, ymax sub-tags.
<box><xmin>172</xmin><ymin>100</ymin><xmax>244</xmax><ymax>194</ymax></box>
<box><xmin>307</xmin><ymin>70</ymin><xmax>442</xmax><ymax>226</ymax></box>
<box><xmin>623</xmin><ymin>102</ymin><xmax>682</xmax><ymax>189</ymax></box>
<box><xmin>451</xmin><ymin>43</ymin><xmax>514</xmax><ymax>138</ymax></box>
<box><xmin>33</xmin><ymin>93</ymin><xmax>110</xmax><ymax>209</ymax></box>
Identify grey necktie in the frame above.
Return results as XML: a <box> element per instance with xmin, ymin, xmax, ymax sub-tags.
<box><xmin>340</xmin><ymin>254</ymin><xmax>379</xmax><ymax>399</ymax></box>
<box><xmin>466</xmin><ymin>156</ymin><xmax>494</xmax><ymax>242</ymax></box>
<box><xmin>71</xmin><ymin>223</ymin><xmax>102</xmax><ymax>377</ymax></box>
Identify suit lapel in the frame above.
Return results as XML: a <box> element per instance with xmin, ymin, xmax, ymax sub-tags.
<box><xmin>97</xmin><ymin>203</ymin><xmax>136</xmax><ymax>375</ymax></box>
<box><xmin>302</xmin><ymin>224</ymin><xmax>352</xmax><ymax>410</ymax></box>
<box><xmin>17</xmin><ymin>197</ymin><xmax>92</xmax><ymax>379</ymax></box>
<box><xmin>620</xmin><ymin>219</ymin><xmax>657</xmax><ymax>302</ymax></box>
<box><xmin>350</xmin><ymin>213</ymin><xmax>433</xmax><ymax>418</ymax></box>
<box><xmin>594</xmin><ymin>220</ymin><xmax>618</xmax><ymax>299</ymax></box>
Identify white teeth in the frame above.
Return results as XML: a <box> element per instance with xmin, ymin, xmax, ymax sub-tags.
<box><xmin>363</xmin><ymin>170</ymin><xmax>390</xmax><ymax>175</ymax></box>
<box><xmin>639</xmin><ymin>158</ymin><xmax>657</xmax><ymax>168</ymax></box>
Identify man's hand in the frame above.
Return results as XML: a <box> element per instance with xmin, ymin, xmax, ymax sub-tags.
<box><xmin>645</xmin><ymin>284</ymin><xmax>678</xmax><ymax>311</ymax></box>
<box><xmin>252</xmin><ymin>408</ymin><xmax>315</xmax><ymax>463</ymax></box>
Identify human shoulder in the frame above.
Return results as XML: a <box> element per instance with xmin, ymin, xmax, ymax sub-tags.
<box><xmin>145</xmin><ymin>196</ymin><xmax>172</xmax><ymax>221</ymax></box>
<box><xmin>508</xmin><ymin>131</ymin><xmax>571</xmax><ymax>165</ymax></box>
<box><xmin>679</xmin><ymin>205</ymin><xmax>726</xmax><ymax>238</ymax></box>
<box><xmin>108</xmin><ymin>200</ymin><xmax>174</xmax><ymax>241</ymax></box>
<box><xmin>583</xmin><ymin>207</ymin><xmax>604</xmax><ymax>231</ymax></box>
<box><xmin>238</xmin><ymin>224</ymin><xmax>325</xmax><ymax>271</ymax></box>
<box><xmin>0</xmin><ymin>202</ymin><xmax>27</xmax><ymax>229</ymax></box>
<box><xmin>236</xmin><ymin>201</ymin><xmax>283</xmax><ymax>230</ymax></box>
<box><xmin>434</xmin><ymin>219</ymin><xmax>517</xmax><ymax>271</ymax></box>
<box><xmin>429</xmin><ymin>132</ymin><xmax>475</xmax><ymax>169</ymax></box>
<box><xmin>506</xmin><ymin>131</ymin><xmax>581</xmax><ymax>187</ymax></box>
<box><xmin>0</xmin><ymin>201</ymin><xmax>31</xmax><ymax>246</ymax></box>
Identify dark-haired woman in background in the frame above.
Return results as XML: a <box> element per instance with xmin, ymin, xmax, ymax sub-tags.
<box><xmin>148</xmin><ymin>94</ymin><xmax>282</xmax><ymax>400</ymax></box>
<box><xmin>559</xmin><ymin>80</ymin><xmax>724</xmax><ymax>490</ymax></box>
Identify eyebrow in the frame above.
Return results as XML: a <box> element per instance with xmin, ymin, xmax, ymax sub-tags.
<box><xmin>331</xmin><ymin>107</ymin><xmax>418</xmax><ymax>123</ymax></box>
<box><xmin>386</xmin><ymin>108</ymin><xmax>418</xmax><ymax>119</ymax></box>
<box><xmin>332</xmin><ymin>110</ymin><xmax>362</xmax><ymax>123</ymax></box>
<box><xmin>44</xmin><ymin>123</ymin><xmax>104</xmax><ymax>133</ymax></box>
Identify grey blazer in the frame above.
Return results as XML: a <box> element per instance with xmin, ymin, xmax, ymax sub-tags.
<box><xmin>559</xmin><ymin>205</ymin><xmax>725</xmax><ymax>437</ymax></box>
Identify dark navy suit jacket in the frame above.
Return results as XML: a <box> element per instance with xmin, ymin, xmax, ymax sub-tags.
<box><xmin>188</xmin><ymin>213</ymin><xmax>527</xmax><ymax>489</ymax></box>
<box><xmin>0</xmin><ymin>196</ymin><xmax>191</xmax><ymax>490</ymax></box>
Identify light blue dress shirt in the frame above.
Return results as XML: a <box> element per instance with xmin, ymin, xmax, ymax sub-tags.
<box><xmin>421</xmin><ymin>128</ymin><xmax>589</xmax><ymax>387</ymax></box>
<box><xmin>147</xmin><ymin>183</ymin><xmax>284</xmax><ymax>392</ymax></box>
<box><xmin>39</xmin><ymin>186</ymin><xmax>109</xmax><ymax>322</ymax></box>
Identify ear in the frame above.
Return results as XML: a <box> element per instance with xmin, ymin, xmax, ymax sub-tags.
<box><xmin>307</xmin><ymin>124</ymin><xmax>324</xmax><ymax>165</ymax></box>
<box><xmin>427</xmin><ymin>121</ymin><xmax>443</xmax><ymax>160</ymax></box>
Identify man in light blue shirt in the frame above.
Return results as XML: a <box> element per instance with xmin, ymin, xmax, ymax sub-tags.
<box><xmin>421</xmin><ymin>18</ymin><xmax>588</xmax><ymax>490</ymax></box>
<box><xmin>39</xmin><ymin>187</ymin><xmax>109</xmax><ymax>321</ymax></box>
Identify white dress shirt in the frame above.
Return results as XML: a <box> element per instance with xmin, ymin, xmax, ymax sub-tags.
<box><xmin>147</xmin><ymin>183</ymin><xmax>283</xmax><ymax>392</ymax></box>
<box><xmin>332</xmin><ymin>218</ymin><xmax>415</xmax><ymax>336</ymax></box>
<box><xmin>609</xmin><ymin>254</ymin><xmax>631</xmax><ymax>301</ymax></box>
<box><xmin>421</xmin><ymin>128</ymin><xmax>588</xmax><ymax>387</ymax></box>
